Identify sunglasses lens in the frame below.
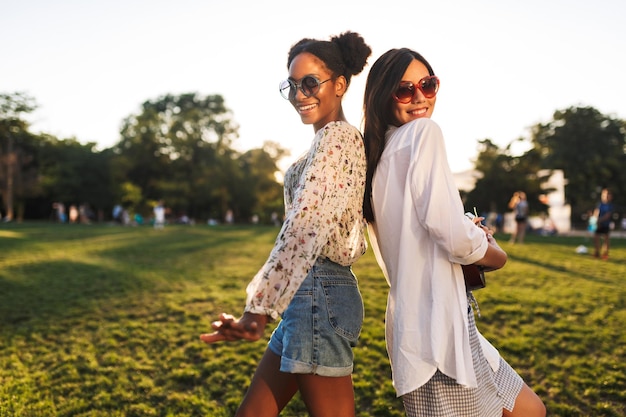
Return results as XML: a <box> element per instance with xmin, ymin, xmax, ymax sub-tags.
<box><xmin>420</xmin><ymin>77</ymin><xmax>439</xmax><ymax>98</ymax></box>
<box><xmin>394</xmin><ymin>83</ymin><xmax>415</xmax><ymax>103</ymax></box>
<box><xmin>301</xmin><ymin>76</ymin><xmax>320</xmax><ymax>97</ymax></box>
<box><xmin>279</xmin><ymin>79</ymin><xmax>293</xmax><ymax>100</ymax></box>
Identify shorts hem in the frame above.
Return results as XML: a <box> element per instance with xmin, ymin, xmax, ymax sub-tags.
<box><xmin>280</xmin><ymin>356</ymin><xmax>353</xmax><ymax>377</ymax></box>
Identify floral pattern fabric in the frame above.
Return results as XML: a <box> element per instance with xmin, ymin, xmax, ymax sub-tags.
<box><xmin>244</xmin><ymin>121</ymin><xmax>367</xmax><ymax>319</ymax></box>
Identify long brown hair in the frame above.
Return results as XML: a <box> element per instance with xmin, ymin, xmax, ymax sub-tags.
<box><xmin>362</xmin><ymin>48</ymin><xmax>435</xmax><ymax>222</ymax></box>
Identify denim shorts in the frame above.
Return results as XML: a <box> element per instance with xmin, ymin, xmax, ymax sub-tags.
<box><xmin>268</xmin><ymin>257</ymin><xmax>364</xmax><ymax>377</ymax></box>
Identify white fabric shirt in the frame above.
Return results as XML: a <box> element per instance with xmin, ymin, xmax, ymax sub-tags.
<box><xmin>368</xmin><ymin>118</ymin><xmax>501</xmax><ymax>397</ymax></box>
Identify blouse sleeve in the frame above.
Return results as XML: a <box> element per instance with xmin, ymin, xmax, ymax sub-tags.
<box><xmin>244</xmin><ymin>122</ymin><xmax>362</xmax><ymax>319</ymax></box>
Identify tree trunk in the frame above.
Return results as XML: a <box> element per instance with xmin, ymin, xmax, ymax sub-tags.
<box><xmin>4</xmin><ymin>133</ymin><xmax>14</xmax><ymax>221</ymax></box>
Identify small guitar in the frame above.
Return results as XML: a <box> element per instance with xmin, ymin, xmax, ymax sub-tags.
<box><xmin>462</xmin><ymin>264</ymin><xmax>486</xmax><ymax>291</ymax></box>
<box><xmin>462</xmin><ymin>210</ymin><xmax>487</xmax><ymax>291</ymax></box>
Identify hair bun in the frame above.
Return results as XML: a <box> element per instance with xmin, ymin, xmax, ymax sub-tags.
<box><xmin>331</xmin><ymin>31</ymin><xmax>372</xmax><ymax>76</ymax></box>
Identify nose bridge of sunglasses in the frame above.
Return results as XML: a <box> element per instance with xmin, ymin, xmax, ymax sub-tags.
<box><xmin>405</xmin><ymin>83</ymin><xmax>425</xmax><ymax>102</ymax></box>
<box><xmin>409</xmin><ymin>79</ymin><xmax>437</xmax><ymax>100</ymax></box>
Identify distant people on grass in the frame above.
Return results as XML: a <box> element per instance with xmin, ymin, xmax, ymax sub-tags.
<box><xmin>593</xmin><ymin>188</ymin><xmax>614</xmax><ymax>260</ymax></box>
<box><xmin>508</xmin><ymin>191</ymin><xmax>529</xmax><ymax>244</ymax></box>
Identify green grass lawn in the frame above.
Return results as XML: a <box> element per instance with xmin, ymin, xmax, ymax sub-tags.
<box><xmin>0</xmin><ymin>223</ymin><xmax>624</xmax><ymax>417</ymax></box>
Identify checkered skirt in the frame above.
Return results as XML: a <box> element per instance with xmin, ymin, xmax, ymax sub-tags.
<box><xmin>401</xmin><ymin>297</ymin><xmax>524</xmax><ymax>417</ymax></box>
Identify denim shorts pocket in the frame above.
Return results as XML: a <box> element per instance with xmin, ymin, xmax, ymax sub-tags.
<box><xmin>321</xmin><ymin>279</ymin><xmax>364</xmax><ymax>342</ymax></box>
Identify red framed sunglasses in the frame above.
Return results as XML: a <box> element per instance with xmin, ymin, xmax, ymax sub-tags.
<box><xmin>393</xmin><ymin>75</ymin><xmax>440</xmax><ymax>103</ymax></box>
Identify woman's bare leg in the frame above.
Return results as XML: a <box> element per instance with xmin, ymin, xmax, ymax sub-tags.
<box><xmin>297</xmin><ymin>373</ymin><xmax>356</xmax><ymax>417</ymax></box>
<box><xmin>235</xmin><ymin>349</ymin><xmax>299</xmax><ymax>417</ymax></box>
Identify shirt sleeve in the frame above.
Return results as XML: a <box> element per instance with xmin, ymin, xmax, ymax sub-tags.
<box><xmin>407</xmin><ymin>119</ymin><xmax>487</xmax><ymax>265</ymax></box>
<box><xmin>244</xmin><ymin>122</ymin><xmax>361</xmax><ymax>319</ymax></box>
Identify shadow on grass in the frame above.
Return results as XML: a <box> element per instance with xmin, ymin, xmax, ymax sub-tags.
<box><xmin>0</xmin><ymin>259</ymin><xmax>146</xmax><ymax>326</ymax></box>
<box><xmin>506</xmin><ymin>252</ymin><xmax>619</xmax><ymax>285</ymax></box>
<box><xmin>0</xmin><ymin>224</ymin><xmax>278</xmax><ymax>330</ymax></box>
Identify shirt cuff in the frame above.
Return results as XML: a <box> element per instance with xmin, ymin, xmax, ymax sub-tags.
<box><xmin>244</xmin><ymin>304</ymin><xmax>279</xmax><ymax>322</ymax></box>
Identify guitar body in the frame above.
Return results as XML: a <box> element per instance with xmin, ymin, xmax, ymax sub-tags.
<box><xmin>461</xmin><ymin>264</ymin><xmax>486</xmax><ymax>291</ymax></box>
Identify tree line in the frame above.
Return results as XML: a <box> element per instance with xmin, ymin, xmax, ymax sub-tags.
<box><xmin>0</xmin><ymin>92</ymin><xmax>286</xmax><ymax>225</ymax></box>
<box><xmin>464</xmin><ymin>106</ymin><xmax>626</xmax><ymax>229</ymax></box>
<box><xmin>1</xmin><ymin>91</ymin><xmax>625</xmax><ymax>229</ymax></box>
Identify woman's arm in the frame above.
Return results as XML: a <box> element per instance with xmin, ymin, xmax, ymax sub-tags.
<box><xmin>475</xmin><ymin>232</ymin><xmax>507</xmax><ymax>271</ymax></box>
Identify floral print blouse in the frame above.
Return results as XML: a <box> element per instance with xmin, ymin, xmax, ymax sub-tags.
<box><xmin>244</xmin><ymin>121</ymin><xmax>368</xmax><ymax>320</ymax></box>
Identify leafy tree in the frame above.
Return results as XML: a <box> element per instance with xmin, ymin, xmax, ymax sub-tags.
<box><xmin>0</xmin><ymin>92</ymin><xmax>38</xmax><ymax>221</ymax></box>
<box><xmin>235</xmin><ymin>141</ymin><xmax>288</xmax><ymax>223</ymax></box>
<box><xmin>37</xmin><ymin>135</ymin><xmax>112</xmax><ymax>219</ymax></box>
<box><xmin>465</xmin><ymin>139</ymin><xmax>548</xmax><ymax>217</ymax></box>
<box><xmin>531</xmin><ymin>106</ymin><xmax>626</xmax><ymax>223</ymax></box>
<box><xmin>112</xmin><ymin>93</ymin><xmax>240</xmax><ymax>220</ymax></box>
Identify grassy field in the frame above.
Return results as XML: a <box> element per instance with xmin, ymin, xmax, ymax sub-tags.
<box><xmin>0</xmin><ymin>223</ymin><xmax>624</xmax><ymax>417</ymax></box>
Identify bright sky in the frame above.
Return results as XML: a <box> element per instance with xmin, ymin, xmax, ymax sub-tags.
<box><xmin>3</xmin><ymin>0</ymin><xmax>625</xmax><ymax>173</ymax></box>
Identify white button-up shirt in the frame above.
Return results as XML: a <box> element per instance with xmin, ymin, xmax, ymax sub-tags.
<box><xmin>368</xmin><ymin>118</ymin><xmax>500</xmax><ymax>396</ymax></box>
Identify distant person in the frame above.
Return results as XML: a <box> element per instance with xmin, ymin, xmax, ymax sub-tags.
<box><xmin>362</xmin><ymin>47</ymin><xmax>545</xmax><ymax>417</ymax></box>
<box><xmin>79</xmin><ymin>203</ymin><xmax>92</xmax><ymax>224</ymax></box>
<box><xmin>69</xmin><ymin>205</ymin><xmax>79</xmax><ymax>224</ymax></box>
<box><xmin>53</xmin><ymin>202</ymin><xmax>66</xmax><ymax>223</ymax></box>
<box><xmin>200</xmin><ymin>31</ymin><xmax>372</xmax><ymax>417</ymax></box>
<box><xmin>508</xmin><ymin>191</ymin><xmax>529</xmax><ymax>244</ymax></box>
<box><xmin>587</xmin><ymin>210</ymin><xmax>597</xmax><ymax>233</ymax></box>
<box><xmin>112</xmin><ymin>204</ymin><xmax>123</xmax><ymax>224</ymax></box>
<box><xmin>225</xmin><ymin>209</ymin><xmax>234</xmax><ymax>224</ymax></box>
<box><xmin>593</xmin><ymin>188</ymin><xmax>614</xmax><ymax>260</ymax></box>
<box><xmin>496</xmin><ymin>212</ymin><xmax>504</xmax><ymax>233</ymax></box>
<box><xmin>122</xmin><ymin>208</ymin><xmax>130</xmax><ymax>226</ymax></box>
<box><xmin>153</xmin><ymin>201</ymin><xmax>165</xmax><ymax>229</ymax></box>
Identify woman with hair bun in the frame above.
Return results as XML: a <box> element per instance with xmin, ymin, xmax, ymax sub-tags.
<box><xmin>201</xmin><ymin>31</ymin><xmax>371</xmax><ymax>417</ymax></box>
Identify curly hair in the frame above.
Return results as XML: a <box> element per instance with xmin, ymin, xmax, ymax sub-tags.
<box><xmin>286</xmin><ymin>31</ymin><xmax>371</xmax><ymax>87</ymax></box>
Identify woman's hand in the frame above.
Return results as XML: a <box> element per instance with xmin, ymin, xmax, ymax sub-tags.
<box><xmin>471</xmin><ymin>216</ymin><xmax>495</xmax><ymax>236</ymax></box>
<box><xmin>200</xmin><ymin>312</ymin><xmax>268</xmax><ymax>343</ymax></box>
<box><xmin>467</xmin><ymin>215</ymin><xmax>506</xmax><ymax>271</ymax></box>
<box><xmin>476</xmin><ymin>232</ymin><xmax>507</xmax><ymax>271</ymax></box>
